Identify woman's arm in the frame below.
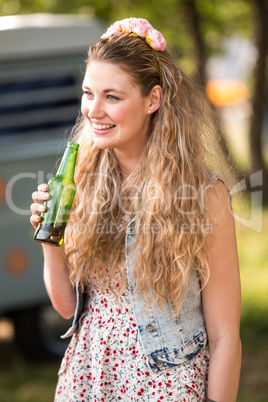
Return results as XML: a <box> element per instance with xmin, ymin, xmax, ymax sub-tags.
<box><xmin>202</xmin><ymin>180</ymin><xmax>242</xmax><ymax>402</ymax></box>
<box><xmin>42</xmin><ymin>244</ymin><xmax>76</xmax><ymax>319</ymax></box>
<box><xmin>31</xmin><ymin>184</ymin><xmax>76</xmax><ymax>319</ymax></box>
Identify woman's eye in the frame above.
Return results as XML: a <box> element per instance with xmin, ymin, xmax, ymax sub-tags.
<box><xmin>82</xmin><ymin>91</ymin><xmax>94</xmax><ymax>99</ymax></box>
<box><xmin>106</xmin><ymin>94</ymin><xmax>119</xmax><ymax>101</ymax></box>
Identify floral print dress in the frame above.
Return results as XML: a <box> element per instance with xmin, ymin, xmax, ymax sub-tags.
<box><xmin>55</xmin><ymin>218</ymin><xmax>209</xmax><ymax>401</ymax></box>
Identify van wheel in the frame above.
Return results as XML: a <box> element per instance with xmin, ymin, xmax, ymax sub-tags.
<box><xmin>13</xmin><ymin>303</ymin><xmax>72</xmax><ymax>361</ymax></box>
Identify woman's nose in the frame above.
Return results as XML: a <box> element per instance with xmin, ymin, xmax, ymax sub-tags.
<box><xmin>87</xmin><ymin>98</ymin><xmax>105</xmax><ymax>119</ymax></box>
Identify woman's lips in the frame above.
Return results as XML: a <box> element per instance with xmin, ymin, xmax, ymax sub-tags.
<box><xmin>92</xmin><ymin>123</ymin><xmax>116</xmax><ymax>134</ymax></box>
<box><xmin>92</xmin><ymin>123</ymin><xmax>115</xmax><ymax>129</ymax></box>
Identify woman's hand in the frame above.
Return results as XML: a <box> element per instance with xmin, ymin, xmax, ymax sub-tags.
<box><xmin>30</xmin><ymin>183</ymin><xmax>49</xmax><ymax>229</ymax></box>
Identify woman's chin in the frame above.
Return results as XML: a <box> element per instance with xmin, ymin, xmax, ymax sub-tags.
<box><xmin>93</xmin><ymin>138</ymin><xmax>113</xmax><ymax>150</ymax></box>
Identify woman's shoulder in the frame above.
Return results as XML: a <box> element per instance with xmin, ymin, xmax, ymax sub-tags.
<box><xmin>205</xmin><ymin>167</ymin><xmax>228</xmax><ymax>188</ymax></box>
<box><xmin>205</xmin><ymin>167</ymin><xmax>231</xmax><ymax>199</ymax></box>
<box><xmin>205</xmin><ymin>168</ymin><xmax>232</xmax><ymax>221</ymax></box>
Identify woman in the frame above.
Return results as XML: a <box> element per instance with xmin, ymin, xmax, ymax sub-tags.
<box><xmin>30</xmin><ymin>18</ymin><xmax>241</xmax><ymax>402</ymax></box>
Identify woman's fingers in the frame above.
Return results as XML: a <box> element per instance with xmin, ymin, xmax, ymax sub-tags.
<box><xmin>30</xmin><ymin>202</ymin><xmax>47</xmax><ymax>228</ymax></box>
<box><xmin>30</xmin><ymin>214</ymin><xmax>41</xmax><ymax>229</ymax></box>
<box><xmin>32</xmin><ymin>191</ymin><xmax>50</xmax><ymax>203</ymax></box>
<box><xmin>30</xmin><ymin>202</ymin><xmax>47</xmax><ymax>214</ymax></box>
<box><xmin>37</xmin><ymin>183</ymin><xmax>48</xmax><ymax>192</ymax></box>
<box><xmin>30</xmin><ymin>183</ymin><xmax>49</xmax><ymax>228</ymax></box>
<box><xmin>32</xmin><ymin>183</ymin><xmax>49</xmax><ymax>203</ymax></box>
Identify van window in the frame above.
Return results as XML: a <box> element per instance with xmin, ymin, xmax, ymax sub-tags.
<box><xmin>0</xmin><ymin>71</ymin><xmax>80</xmax><ymax>137</ymax></box>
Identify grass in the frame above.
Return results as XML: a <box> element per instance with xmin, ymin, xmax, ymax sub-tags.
<box><xmin>0</xmin><ymin>208</ymin><xmax>267</xmax><ymax>401</ymax></box>
<box><xmin>238</xmin><ymin>330</ymin><xmax>268</xmax><ymax>402</ymax></box>
<box><xmin>0</xmin><ymin>340</ymin><xmax>59</xmax><ymax>402</ymax></box>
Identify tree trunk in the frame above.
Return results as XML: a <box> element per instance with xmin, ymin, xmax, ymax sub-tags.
<box><xmin>182</xmin><ymin>0</ymin><xmax>207</xmax><ymax>87</ymax></box>
<box><xmin>249</xmin><ymin>0</ymin><xmax>268</xmax><ymax>191</ymax></box>
<box><xmin>181</xmin><ymin>0</ymin><xmax>234</xmax><ymax>163</ymax></box>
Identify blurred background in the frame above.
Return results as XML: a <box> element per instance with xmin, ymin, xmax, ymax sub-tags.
<box><xmin>0</xmin><ymin>1</ymin><xmax>267</xmax><ymax>401</ymax></box>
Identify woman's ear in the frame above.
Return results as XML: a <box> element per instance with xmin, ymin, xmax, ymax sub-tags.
<box><xmin>146</xmin><ymin>85</ymin><xmax>162</xmax><ymax>114</ymax></box>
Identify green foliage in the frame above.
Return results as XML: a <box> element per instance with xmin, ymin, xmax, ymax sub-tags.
<box><xmin>0</xmin><ymin>0</ymin><xmax>252</xmax><ymax>76</ymax></box>
<box><xmin>237</xmin><ymin>209</ymin><xmax>268</xmax><ymax>333</ymax></box>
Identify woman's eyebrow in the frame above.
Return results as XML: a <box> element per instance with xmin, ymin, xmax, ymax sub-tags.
<box><xmin>103</xmin><ymin>88</ymin><xmax>127</xmax><ymax>95</ymax></box>
<box><xmin>82</xmin><ymin>84</ymin><xmax>126</xmax><ymax>95</ymax></box>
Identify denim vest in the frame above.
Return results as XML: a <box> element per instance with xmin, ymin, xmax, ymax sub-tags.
<box><xmin>62</xmin><ymin>216</ymin><xmax>208</xmax><ymax>373</ymax></box>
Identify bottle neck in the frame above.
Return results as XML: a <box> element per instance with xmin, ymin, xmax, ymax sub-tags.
<box><xmin>56</xmin><ymin>144</ymin><xmax>78</xmax><ymax>180</ymax></box>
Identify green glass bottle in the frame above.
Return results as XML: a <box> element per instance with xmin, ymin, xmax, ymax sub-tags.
<box><xmin>34</xmin><ymin>142</ymin><xmax>79</xmax><ymax>247</ymax></box>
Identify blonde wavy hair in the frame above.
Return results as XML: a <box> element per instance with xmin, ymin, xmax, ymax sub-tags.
<box><xmin>65</xmin><ymin>33</ymin><xmax>237</xmax><ymax>315</ymax></box>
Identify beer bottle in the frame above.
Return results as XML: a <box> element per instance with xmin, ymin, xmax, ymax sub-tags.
<box><xmin>34</xmin><ymin>142</ymin><xmax>79</xmax><ymax>246</ymax></box>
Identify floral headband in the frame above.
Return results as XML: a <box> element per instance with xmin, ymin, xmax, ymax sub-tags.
<box><xmin>101</xmin><ymin>17</ymin><xmax>166</xmax><ymax>52</ymax></box>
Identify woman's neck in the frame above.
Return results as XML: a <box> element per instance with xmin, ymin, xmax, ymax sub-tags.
<box><xmin>114</xmin><ymin>149</ymin><xmax>142</xmax><ymax>179</ymax></box>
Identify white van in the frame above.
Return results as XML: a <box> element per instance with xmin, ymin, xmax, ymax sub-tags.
<box><xmin>0</xmin><ymin>14</ymin><xmax>104</xmax><ymax>360</ymax></box>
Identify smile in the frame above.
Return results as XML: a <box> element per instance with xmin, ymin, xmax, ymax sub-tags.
<box><xmin>92</xmin><ymin>123</ymin><xmax>116</xmax><ymax>130</ymax></box>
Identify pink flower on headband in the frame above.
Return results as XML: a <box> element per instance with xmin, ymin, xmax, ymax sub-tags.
<box><xmin>128</xmin><ymin>18</ymin><xmax>152</xmax><ymax>38</ymax></box>
<box><xmin>118</xmin><ymin>18</ymin><xmax>132</xmax><ymax>33</ymax></box>
<box><xmin>146</xmin><ymin>28</ymin><xmax>166</xmax><ymax>51</ymax></box>
<box><xmin>101</xmin><ymin>17</ymin><xmax>166</xmax><ymax>51</ymax></box>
